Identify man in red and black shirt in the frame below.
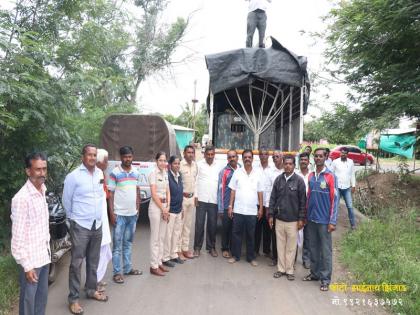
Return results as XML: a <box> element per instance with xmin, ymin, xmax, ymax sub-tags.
<box><xmin>217</xmin><ymin>149</ymin><xmax>239</xmax><ymax>258</ymax></box>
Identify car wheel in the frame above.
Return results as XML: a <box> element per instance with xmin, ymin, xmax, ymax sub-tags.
<box><xmin>138</xmin><ymin>200</ymin><xmax>150</xmax><ymax>223</ymax></box>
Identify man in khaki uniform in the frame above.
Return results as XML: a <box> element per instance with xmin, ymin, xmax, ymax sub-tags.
<box><xmin>178</xmin><ymin>145</ymin><xmax>198</xmax><ymax>259</ymax></box>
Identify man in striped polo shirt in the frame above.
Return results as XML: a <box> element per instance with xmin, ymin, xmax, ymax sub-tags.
<box><xmin>109</xmin><ymin>146</ymin><xmax>142</xmax><ymax>284</ymax></box>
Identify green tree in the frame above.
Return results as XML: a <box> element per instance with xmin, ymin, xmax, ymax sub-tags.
<box><xmin>304</xmin><ymin>104</ymin><xmax>370</xmax><ymax>144</ymax></box>
<box><xmin>0</xmin><ymin>0</ymin><xmax>189</xmax><ymax>251</ymax></box>
<box><xmin>162</xmin><ymin>103</ymin><xmax>209</xmax><ymax>142</ymax></box>
<box><xmin>324</xmin><ymin>0</ymin><xmax>420</xmax><ymax>128</ymax></box>
<box><xmin>303</xmin><ymin>118</ymin><xmax>325</xmax><ymax>143</ymax></box>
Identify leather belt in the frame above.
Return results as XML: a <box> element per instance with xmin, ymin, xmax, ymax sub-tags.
<box><xmin>183</xmin><ymin>192</ymin><xmax>194</xmax><ymax>198</ymax></box>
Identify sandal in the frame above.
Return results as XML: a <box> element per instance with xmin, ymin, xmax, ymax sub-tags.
<box><xmin>97</xmin><ymin>280</ymin><xmax>107</xmax><ymax>292</ymax></box>
<box><xmin>96</xmin><ymin>284</ymin><xmax>106</xmax><ymax>293</ymax></box>
<box><xmin>124</xmin><ymin>269</ymin><xmax>143</xmax><ymax>276</ymax></box>
<box><xmin>320</xmin><ymin>284</ymin><xmax>329</xmax><ymax>291</ymax></box>
<box><xmin>273</xmin><ymin>271</ymin><xmax>284</xmax><ymax>278</ymax></box>
<box><xmin>90</xmin><ymin>291</ymin><xmax>108</xmax><ymax>302</ymax></box>
<box><xmin>286</xmin><ymin>274</ymin><xmax>295</xmax><ymax>281</ymax></box>
<box><xmin>222</xmin><ymin>251</ymin><xmax>231</xmax><ymax>258</ymax></box>
<box><xmin>113</xmin><ymin>274</ymin><xmax>124</xmax><ymax>284</ymax></box>
<box><xmin>302</xmin><ymin>273</ymin><xmax>319</xmax><ymax>281</ymax></box>
<box><xmin>69</xmin><ymin>302</ymin><xmax>84</xmax><ymax>315</ymax></box>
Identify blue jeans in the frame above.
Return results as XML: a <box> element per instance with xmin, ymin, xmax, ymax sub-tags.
<box><xmin>307</xmin><ymin>221</ymin><xmax>332</xmax><ymax>285</ymax></box>
<box><xmin>339</xmin><ymin>188</ymin><xmax>356</xmax><ymax>227</ymax></box>
<box><xmin>19</xmin><ymin>264</ymin><xmax>49</xmax><ymax>315</ymax></box>
<box><xmin>112</xmin><ymin>214</ymin><xmax>137</xmax><ymax>275</ymax></box>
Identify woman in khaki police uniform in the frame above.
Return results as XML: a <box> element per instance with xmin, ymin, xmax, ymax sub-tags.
<box><xmin>148</xmin><ymin>151</ymin><xmax>171</xmax><ymax>276</ymax></box>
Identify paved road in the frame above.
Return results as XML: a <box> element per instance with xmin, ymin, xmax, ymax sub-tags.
<box><xmin>44</xmin><ymin>208</ymin><xmax>388</xmax><ymax>315</ymax></box>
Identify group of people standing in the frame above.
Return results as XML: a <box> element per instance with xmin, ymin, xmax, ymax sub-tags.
<box><xmin>10</xmin><ymin>142</ymin><xmax>357</xmax><ymax>315</ymax></box>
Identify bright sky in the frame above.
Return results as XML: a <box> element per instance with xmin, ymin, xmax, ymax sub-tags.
<box><xmin>1</xmin><ymin>0</ymin><xmax>347</xmax><ymax>118</ymax></box>
<box><xmin>139</xmin><ymin>0</ymin><xmax>346</xmax><ymax>118</ymax></box>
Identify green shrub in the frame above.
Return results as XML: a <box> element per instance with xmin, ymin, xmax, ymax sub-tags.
<box><xmin>340</xmin><ymin>208</ymin><xmax>420</xmax><ymax>314</ymax></box>
<box><xmin>0</xmin><ymin>255</ymin><xmax>19</xmax><ymax>315</ymax></box>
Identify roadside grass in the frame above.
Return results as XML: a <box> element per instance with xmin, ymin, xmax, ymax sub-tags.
<box><xmin>340</xmin><ymin>208</ymin><xmax>419</xmax><ymax>315</ymax></box>
<box><xmin>0</xmin><ymin>255</ymin><xmax>19</xmax><ymax>315</ymax></box>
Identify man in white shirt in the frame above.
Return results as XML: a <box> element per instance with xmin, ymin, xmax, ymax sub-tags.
<box><xmin>296</xmin><ymin>152</ymin><xmax>311</xmax><ymax>269</ymax></box>
<box><xmin>267</xmin><ymin>150</ymin><xmax>283</xmax><ymax>266</ymax></box>
<box><xmin>245</xmin><ymin>0</ymin><xmax>272</xmax><ymax>48</ymax></box>
<box><xmin>325</xmin><ymin>148</ymin><xmax>333</xmax><ymax>169</ymax></box>
<box><xmin>193</xmin><ymin>146</ymin><xmax>221</xmax><ymax>257</ymax></box>
<box><xmin>227</xmin><ymin>149</ymin><xmax>264</xmax><ymax>266</ymax></box>
<box><xmin>254</xmin><ymin>149</ymin><xmax>272</xmax><ymax>257</ymax></box>
<box><xmin>330</xmin><ymin>147</ymin><xmax>357</xmax><ymax>229</ymax></box>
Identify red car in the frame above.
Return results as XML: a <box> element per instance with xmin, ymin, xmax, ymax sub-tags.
<box><xmin>329</xmin><ymin>145</ymin><xmax>374</xmax><ymax>165</ymax></box>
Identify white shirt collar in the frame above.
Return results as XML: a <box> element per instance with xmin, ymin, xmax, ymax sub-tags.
<box><xmin>284</xmin><ymin>171</ymin><xmax>295</xmax><ymax>181</ymax></box>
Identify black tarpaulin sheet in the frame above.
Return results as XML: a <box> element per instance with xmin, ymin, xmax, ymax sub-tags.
<box><xmin>205</xmin><ymin>37</ymin><xmax>310</xmax><ymax>114</ymax></box>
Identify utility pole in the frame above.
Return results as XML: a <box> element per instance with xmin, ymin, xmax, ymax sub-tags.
<box><xmin>192</xmin><ymin>79</ymin><xmax>198</xmax><ymax>144</ymax></box>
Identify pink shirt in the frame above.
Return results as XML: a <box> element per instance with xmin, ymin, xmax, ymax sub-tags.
<box><xmin>11</xmin><ymin>180</ymin><xmax>50</xmax><ymax>271</ymax></box>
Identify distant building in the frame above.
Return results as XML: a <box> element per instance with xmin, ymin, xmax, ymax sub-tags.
<box><xmin>172</xmin><ymin>125</ymin><xmax>195</xmax><ymax>150</ymax></box>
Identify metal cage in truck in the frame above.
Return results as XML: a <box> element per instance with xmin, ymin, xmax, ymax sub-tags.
<box><xmin>205</xmin><ymin>37</ymin><xmax>310</xmax><ymax>152</ymax></box>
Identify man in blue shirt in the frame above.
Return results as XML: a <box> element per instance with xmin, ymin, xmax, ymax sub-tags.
<box><xmin>217</xmin><ymin>149</ymin><xmax>239</xmax><ymax>258</ymax></box>
<box><xmin>302</xmin><ymin>148</ymin><xmax>339</xmax><ymax>292</ymax></box>
<box><xmin>63</xmin><ymin>144</ymin><xmax>108</xmax><ymax>315</ymax></box>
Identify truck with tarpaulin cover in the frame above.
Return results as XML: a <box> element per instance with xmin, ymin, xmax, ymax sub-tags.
<box><xmin>205</xmin><ymin>37</ymin><xmax>310</xmax><ymax>162</ymax></box>
<box><xmin>100</xmin><ymin>114</ymin><xmax>180</xmax><ymax>211</ymax></box>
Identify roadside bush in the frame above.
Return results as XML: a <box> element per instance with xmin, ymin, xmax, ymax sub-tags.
<box><xmin>340</xmin><ymin>208</ymin><xmax>419</xmax><ymax>314</ymax></box>
<box><xmin>0</xmin><ymin>255</ymin><xmax>19</xmax><ymax>315</ymax></box>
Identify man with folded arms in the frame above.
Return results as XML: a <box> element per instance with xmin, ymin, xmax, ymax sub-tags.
<box><xmin>268</xmin><ymin>155</ymin><xmax>306</xmax><ymax>280</ymax></box>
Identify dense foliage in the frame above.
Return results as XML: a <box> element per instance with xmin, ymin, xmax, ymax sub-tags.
<box><xmin>304</xmin><ymin>103</ymin><xmax>371</xmax><ymax>144</ymax></box>
<box><xmin>0</xmin><ymin>0</ymin><xmax>187</xmax><ymax>251</ymax></box>
<box><xmin>323</xmin><ymin>0</ymin><xmax>420</xmax><ymax>129</ymax></box>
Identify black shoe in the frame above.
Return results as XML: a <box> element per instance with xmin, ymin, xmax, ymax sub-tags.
<box><xmin>162</xmin><ymin>260</ymin><xmax>176</xmax><ymax>268</ymax></box>
<box><xmin>170</xmin><ymin>257</ymin><xmax>185</xmax><ymax>264</ymax></box>
<box><xmin>303</xmin><ymin>261</ymin><xmax>310</xmax><ymax>269</ymax></box>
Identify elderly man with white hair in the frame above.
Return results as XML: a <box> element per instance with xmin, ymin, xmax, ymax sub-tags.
<box><xmin>96</xmin><ymin>148</ymin><xmax>112</xmax><ymax>292</ymax></box>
